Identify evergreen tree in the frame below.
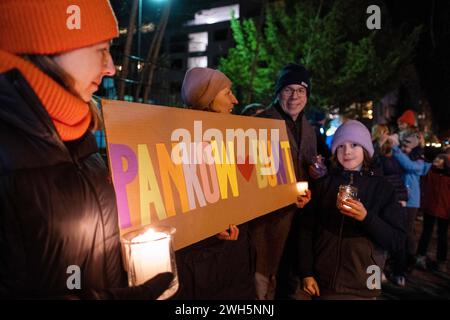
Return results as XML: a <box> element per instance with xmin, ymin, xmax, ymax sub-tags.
<box><xmin>219</xmin><ymin>0</ymin><xmax>421</xmax><ymax>114</ymax></box>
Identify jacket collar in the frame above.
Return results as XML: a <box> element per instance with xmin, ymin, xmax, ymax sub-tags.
<box><xmin>332</xmin><ymin>167</ymin><xmax>378</xmax><ymax>178</ymax></box>
<box><xmin>273</xmin><ymin>102</ymin><xmax>304</xmax><ymax>125</ymax></box>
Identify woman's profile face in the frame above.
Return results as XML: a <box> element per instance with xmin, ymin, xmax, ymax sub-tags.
<box><xmin>53</xmin><ymin>41</ymin><xmax>115</xmax><ymax>102</ymax></box>
<box><xmin>210</xmin><ymin>86</ymin><xmax>238</xmax><ymax>114</ymax></box>
<box><xmin>397</xmin><ymin>121</ymin><xmax>408</xmax><ymax>131</ymax></box>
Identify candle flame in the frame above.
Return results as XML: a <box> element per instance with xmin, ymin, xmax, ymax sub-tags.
<box><xmin>296</xmin><ymin>181</ymin><xmax>308</xmax><ymax>194</ymax></box>
<box><xmin>132</xmin><ymin>228</ymin><xmax>168</xmax><ymax>243</ymax></box>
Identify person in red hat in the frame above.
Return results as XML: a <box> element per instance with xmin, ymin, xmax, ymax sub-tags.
<box><xmin>397</xmin><ymin>109</ymin><xmax>417</xmax><ymax>130</ymax></box>
<box><xmin>397</xmin><ymin>109</ymin><xmax>419</xmax><ymax>142</ymax></box>
<box><xmin>0</xmin><ymin>0</ymin><xmax>172</xmax><ymax>299</ymax></box>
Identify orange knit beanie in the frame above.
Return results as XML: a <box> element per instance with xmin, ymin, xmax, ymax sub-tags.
<box><xmin>0</xmin><ymin>0</ymin><xmax>118</xmax><ymax>54</ymax></box>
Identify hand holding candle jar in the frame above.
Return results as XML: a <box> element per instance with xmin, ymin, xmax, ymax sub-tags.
<box><xmin>336</xmin><ymin>185</ymin><xmax>367</xmax><ymax>221</ymax></box>
<box><xmin>296</xmin><ymin>181</ymin><xmax>311</xmax><ymax>208</ymax></box>
<box><xmin>121</xmin><ymin>226</ymin><xmax>179</xmax><ymax>300</ymax></box>
<box><xmin>308</xmin><ymin>155</ymin><xmax>327</xmax><ymax>179</ymax></box>
<box><xmin>296</xmin><ymin>181</ymin><xmax>308</xmax><ymax>196</ymax></box>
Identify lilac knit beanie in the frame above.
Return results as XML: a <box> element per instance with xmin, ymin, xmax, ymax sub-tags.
<box><xmin>331</xmin><ymin>120</ymin><xmax>374</xmax><ymax>157</ymax></box>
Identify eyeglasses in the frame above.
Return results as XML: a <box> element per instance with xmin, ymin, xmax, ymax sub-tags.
<box><xmin>281</xmin><ymin>87</ymin><xmax>307</xmax><ymax>97</ymax></box>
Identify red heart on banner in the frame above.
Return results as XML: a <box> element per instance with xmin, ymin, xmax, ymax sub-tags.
<box><xmin>237</xmin><ymin>155</ymin><xmax>255</xmax><ymax>182</ymax></box>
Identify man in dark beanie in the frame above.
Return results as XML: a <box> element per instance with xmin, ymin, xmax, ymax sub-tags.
<box><xmin>275</xmin><ymin>63</ymin><xmax>311</xmax><ymax>98</ymax></box>
<box><xmin>249</xmin><ymin>63</ymin><xmax>325</xmax><ymax>300</ymax></box>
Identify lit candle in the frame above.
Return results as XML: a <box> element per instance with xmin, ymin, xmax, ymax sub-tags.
<box><xmin>129</xmin><ymin>229</ymin><xmax>171</xmax><ymax>284</ymax></box>
<box><xmin>337</xmin><ymin>185</ymin><xmax>358</xmax><ymax>210</ymax></box>
<box><xmin>121</xmin><ymin>226</ymin><xmax>178</xmax><ymax>299</ymax></box>
<box><xmin>296</xmin><ymin>181</ymin><xmax>308</xmax><ymax>196</ymax></box>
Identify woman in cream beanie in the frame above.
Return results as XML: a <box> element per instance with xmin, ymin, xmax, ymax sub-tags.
<box><xmin>0</xmin><ymin>0</ymin><xmax>172</xmax><ymax>299</ymax></box>
<box><xmin>181</xmin><ymin>67</ymin><xmax>238</xmax><ymax>113</ymax></box>
<box><xmin>176</xmin><ymin>67</ymin><xmax>256</xmax><ymax>300</ymax></box>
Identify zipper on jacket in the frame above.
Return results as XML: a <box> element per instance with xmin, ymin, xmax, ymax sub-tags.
<box><xmin>13</xmin><ymin>73</ymin><xmax>111</xmax><ymax>286</ymax></box>
<box><xmin>331</xmin><ymin>214</ymin><xmax>345</xmax><ymax>289</ymax></box>
<box><xmin>331</xmin><ymin>172</ymin><xmax>354</xmax><ymax>289</ymax></box>
<box><xmin>72</xmin><ymin>155</ymin><xmax>109</xmax><ymax>287</ymax></box>
<box><xmin>57</xmin><ymin>134</ymin><xmax>110</xmax><ymax>287</ymax></box>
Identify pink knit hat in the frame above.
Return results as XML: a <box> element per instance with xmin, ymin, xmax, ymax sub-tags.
<box><xmin>181</xmin><ymin>67</ymin><xmax>232</xmax><ymax>109</ymax></box>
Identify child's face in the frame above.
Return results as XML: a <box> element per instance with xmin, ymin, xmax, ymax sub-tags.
<box><xmin>432</xmin><ymin>157</ymin><xmax>444</xmax><ymax>169</ymax></box>
<box><xmin>336</xmin><ymin>142</ymin><xmax>365</xmax><ymax>171</ymax></box>
<box><xmin>400</xmin><ymin>144</ymin><xmax>412</xmax><ymax>154</ymax></box>
<box><xmin>397</xmin><ymin>121</ymin><xmax>408</xmax><ymax>131</ymax></box>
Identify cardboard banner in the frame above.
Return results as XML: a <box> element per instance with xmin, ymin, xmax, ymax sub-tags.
<box><xmin>102</xmin><ymin>99</ymin><xmax>299</xmax><ymax>250</ymax></box>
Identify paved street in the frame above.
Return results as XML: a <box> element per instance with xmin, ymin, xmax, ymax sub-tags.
<box><xmin>380</xmin><ymin>219</ymin><xmax>450</xmax><ymax>300</ymax></box>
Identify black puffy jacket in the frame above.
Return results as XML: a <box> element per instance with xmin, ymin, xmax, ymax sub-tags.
<box><xmin>297</xmin><ymin>169</ymin><xmax>406</xmax><ymax>298</ymax></box>
<box><xmin>0</xmin><ymin>69</ymin><xmax>126</xmax><ymax>298</ymax></box>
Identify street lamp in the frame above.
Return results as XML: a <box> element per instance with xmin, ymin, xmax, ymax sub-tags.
<box><xmin>137</xmin><ymin>0</ymin><xmax>168</xmax><ymax>63</ymax></box>
<box><xmin>137</xmin><ymin>0</ymin><xmax>142</xmax><ymax>59</ymax></box>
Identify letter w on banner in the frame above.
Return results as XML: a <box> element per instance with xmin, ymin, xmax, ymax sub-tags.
<box><xmin>102</xmin><ymin>100</ymin><xmax>298</xmax><ymax>250</ymax></box>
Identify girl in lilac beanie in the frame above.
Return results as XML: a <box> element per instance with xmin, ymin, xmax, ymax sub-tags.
<box><xmin>296</xmin><ymin>119</ymin><xmax>406</xmax><ymax>300</ymax></box>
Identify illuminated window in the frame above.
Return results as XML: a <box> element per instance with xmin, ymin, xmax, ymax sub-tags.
<box><xmin>188</xmin><ymin>32</ymin><xmax>208</xmax><ymax>52</ymax></box>
<box><xmin>188</xmin><ymin>56</ymin><xmax>208</xmax><ymax>68</ymax></box>
<box><xmin>186</xmin><ymin>4</ymin><xmax>240</xmax><ymax>26</ymax></box>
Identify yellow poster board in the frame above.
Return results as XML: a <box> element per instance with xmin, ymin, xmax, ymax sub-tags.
<box><xmin>102</xmin><ymin>99</ymin><xmax>298</xmax><ymax>250</ymax></box>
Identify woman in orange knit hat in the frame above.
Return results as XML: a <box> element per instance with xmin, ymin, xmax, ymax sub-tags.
<box><xmin>0</xmin><ymin>0</ymin><xmax>172</xmax><ymax>299</ymax></box>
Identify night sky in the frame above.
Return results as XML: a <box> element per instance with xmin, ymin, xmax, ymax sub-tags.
<box><xmin>384</xmin><ymin>0</ymin><xmax>450</xmax><ymax>136</ymax></box>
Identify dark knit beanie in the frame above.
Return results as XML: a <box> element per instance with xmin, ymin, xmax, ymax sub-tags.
<box><xmin>275</xmin><ymin>63</ymin><xmax>311</xmax><ymax>97</ymax></box>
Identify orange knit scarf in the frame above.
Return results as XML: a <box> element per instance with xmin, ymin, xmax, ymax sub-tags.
<box><xmin>0</xmin><ymin>49</ymin><xmax>91</xmax><ymax>141</ymax></box>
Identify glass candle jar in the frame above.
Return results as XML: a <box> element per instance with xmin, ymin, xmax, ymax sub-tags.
<box><xmin>337</xmin><ymin>184</ymin><xmax>358</xmax><ymax>209</ymax></box>
<box><xmin>121</xmin><ymin>225</ymin><xmax>179</xmax><ymax>300</ymax></box>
